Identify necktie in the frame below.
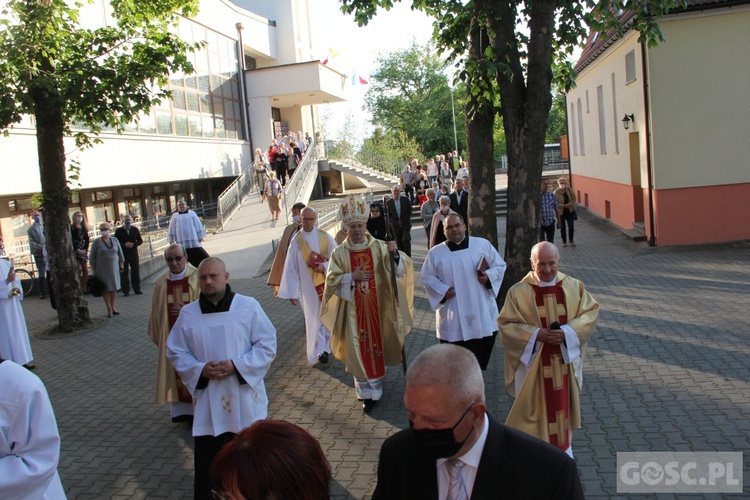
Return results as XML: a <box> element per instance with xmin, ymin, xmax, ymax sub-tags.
<box><xmin>446</xmin><ymin>459</ymin><xmax>467</xmax><ymax>500</ymax></box>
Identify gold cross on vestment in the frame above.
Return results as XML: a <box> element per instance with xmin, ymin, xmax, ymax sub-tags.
<box><xmin>542</xmin><ymin>353</ymin><xmax>566</xmax><ymax>390</ymax></box>
<box><xmin>167</xmin><ymin>284</ymin><xmax>190</xmax><ymax>307</ymax></box>
<box><xmin>548</xmin><ymin>410</ymin><xmax>569</xmax><ymax>442</ymax></box>
<box><xmin>537</xmin><ymin>293</ymin><xmax>566</xmax><ymax>326</ymax></box>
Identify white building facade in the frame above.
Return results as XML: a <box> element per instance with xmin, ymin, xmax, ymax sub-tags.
<box><xmin>0</xmin><ymin>0</ymin><xmax>346</xmax><ymax>249</ymax></box>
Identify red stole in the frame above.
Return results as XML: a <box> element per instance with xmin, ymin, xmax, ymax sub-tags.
<box><xmin>167</xmin><ymin>277</ymin><xmax>193</xmax><ymax>403</ymax></box>
<box><xmin>531</xmin><ymin>282</ymin><xmax>571</xmax><ymax>451</ymax></box>
<box><xmin>349</xmin><ymin>248</ymin><xmax>385</xmax><ymax>379</ymax></box>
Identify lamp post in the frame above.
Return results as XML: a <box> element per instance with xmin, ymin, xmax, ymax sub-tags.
<box><xmin>450</xmin><ymin>85</ymin><xmax>458</xmax><ymax>152</ymax></box>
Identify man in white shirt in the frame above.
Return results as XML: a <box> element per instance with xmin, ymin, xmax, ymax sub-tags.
<box><xmin>278</xmin><ymin>207</ymin><xmax>337</xmax><ymax>365</ymax></box>
<box><xmin>167</xmin><ymin>257</ymin><xmax>277</xmax><ymax>499</ymax></box>
<box><xmin>373</xmin><ymin>344</ymin><xmax>584</xmax><ymax>500</ymax></box>
<box><xmin>421</xmin><ymin>214</ymin><xmax>506</xmax><ymax>370</ymax></box>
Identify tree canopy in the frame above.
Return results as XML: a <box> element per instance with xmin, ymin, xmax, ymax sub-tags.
<box><xmin>363</xmin><ymin>40</ymin><xmax>465</xmax><ymax>158</ymax></box>
<box><xmin>0</xmin><ymin>0</ymin><xmax>201</xmax><ymax>331</ymax></box>
<box><xmin>340</xmin><ymin>0</ymin><xmax>683</xmax><ymax>302</ymax></box>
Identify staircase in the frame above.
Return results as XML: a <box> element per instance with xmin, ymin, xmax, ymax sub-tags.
<box><xmin>495</xmin><ymin>188</ymin><xmax>508</xmax><ymax>217</ymax></box>
<box><xmin>328</xmin><ymin>160</ymin><xmax>400</xmax><ymax>187</ymax></box>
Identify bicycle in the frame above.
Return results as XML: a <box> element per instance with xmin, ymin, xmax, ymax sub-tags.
<box><xmin>1</xmin><ymin>255</ymin><xmax>36</xmax><ymax>296</ymax></box>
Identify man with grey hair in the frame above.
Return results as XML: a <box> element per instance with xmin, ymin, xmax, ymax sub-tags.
<box><xmin>278</xmin><ymin>207</ymin><xmax>337</xmax><ymax>365</ymax></box>
<box><xmin>373</xmin><ymin>343</ymin><xmax>584</xmax><ymax>499</ymax></box>
<box><xmin>499</xmin><ymin>241</ymin><xmax>599</xmax><ymax>458</ymax></box>
<box><xmin>148</xmin><ymin>243</ymin><xmax>199</xmax><ymax>423</ymax></box>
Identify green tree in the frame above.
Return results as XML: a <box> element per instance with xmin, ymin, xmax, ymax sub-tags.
<box><xmin>363</xmin><ymin>40</ymin><xmax>465</xmax><ymax>158</ymax></box>
<box><xmin>340</xmin><ymin>0</ymin><xmax>682</xmax><ymax>302</ymax></box>
<box><xmin>0</xmin><ymin>0</ymin><xmax>200</xmax><ymax>332</ymax></box>
<box><xmin>546</xmin><ymin>91</ymin><xmax>567</xmax><ymax>144</ymax></box>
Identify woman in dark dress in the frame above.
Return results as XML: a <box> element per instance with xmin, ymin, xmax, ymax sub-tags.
<box><xmin>71</xmin><ymin>211</ymin><xmax>90</xmax><ymax>293</ymax></box>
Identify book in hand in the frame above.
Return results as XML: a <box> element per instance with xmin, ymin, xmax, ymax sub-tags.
<box><xmin>307</xmin><ymin>251</ymin><xmax>327</xmax><ymax>269</ymax></box>
<box><xmin>476</xmin><ymin>256</ymin><xmax>489</xmax><ymax>275</ymax></box>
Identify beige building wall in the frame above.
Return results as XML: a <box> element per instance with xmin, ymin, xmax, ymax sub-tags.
<box><xmin>566</xmin><ymin>31</ymin><xmax>647</xmax><ymax>187</ymax></box>
<box><xmin>647</xmin><ymin>7</ymin><xmax>750</xmax><ymax>189</ymax></box>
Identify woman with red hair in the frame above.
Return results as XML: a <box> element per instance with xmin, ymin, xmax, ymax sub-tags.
<box><xmin>211</xmin><ymin>420</ymin><xmax>331</xmax><ymax>500</ymax></box>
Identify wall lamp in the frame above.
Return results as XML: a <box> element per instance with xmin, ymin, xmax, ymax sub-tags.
<box><xmin>622</xmin><ymin>113</ymin><xmax>635</xmax><ymax>130</ymax></box>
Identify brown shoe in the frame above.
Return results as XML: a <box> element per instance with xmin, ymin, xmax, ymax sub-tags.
<box><xmin>570</xmin><ymin>241</ymin><xmax>576</xmax><ymax>247</ymax></box>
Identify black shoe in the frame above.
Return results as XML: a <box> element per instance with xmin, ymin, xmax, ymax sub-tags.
<box><xmin>134</xmin><ymin>290</ymin><xmax>143</xmax><ymax>295</ymax></box>
<box><xmin>23</xmin><ymin>363</ymin><xmax>36</xmax><ymax>371</ymax></box>
<box><xmin>362</xmin><ymin>399</ymin><xmax>378</xmax><ymax>413</ymax></box>
<box><xmin>112</xmin><ymin>311</ymin><xmax>120</xmax><ymax>316</ymax></box>
<box><xmin>123</xmin><ymin>292</ymin><xmax>129</xmax><ymax>296</ymax></box>
<box><xmin>317</xmin><ymin>352</ymin><xmax>329</xmax><ymax>364</ymax></box>
<box><xmin>39</xmin><ymin>295</ymin><xmax>46</xmax><ymax>300</ymax></box>
<box><xmin>172</xmin><ymin>415</ymin><xmax>194</xmax><ymax>424</ymax></box>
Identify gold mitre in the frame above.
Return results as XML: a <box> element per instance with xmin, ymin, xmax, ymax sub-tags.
<box><xmin>340</xmin><ymin>194</ymin><xmax>369</xmax><ymax>225</ymax></box>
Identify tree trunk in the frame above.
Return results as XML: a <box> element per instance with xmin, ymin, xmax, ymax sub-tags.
<box><xmin>490</xmin><ymin>0</ymin><xmax>557</xmax><ymax>305</ymax></box>
<box><xmin>465</xmin><ymin>0</ymin><xmax>497</xmax><ymax>249</ymax></box>
<box><xmin>31</xmin><ymin>74</ymin><xmax>91</xmax><ymax>332</ymax></box>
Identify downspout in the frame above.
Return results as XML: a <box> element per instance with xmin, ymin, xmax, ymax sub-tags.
<box><xmin>640</xmin><ymin>41</ymin><xmax>656</xmax><ymax>246</ymax></box>
<box><xmin>236</xmin><ymin>23</ymin><xmax>253</xmax><ymax>163</ymax></box>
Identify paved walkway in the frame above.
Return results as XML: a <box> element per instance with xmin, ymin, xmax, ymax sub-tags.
<box><xmin>20</xmin><ymin>194</ymin><xmax>750</xmax><ymax>498</ymax></box>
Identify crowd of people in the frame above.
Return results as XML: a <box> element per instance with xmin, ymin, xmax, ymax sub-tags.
<box><xmin>253</xmin><ymin>131</ymin><xmax>314</xmax><ymax>222</ymax></box>
<box><xmin>1</xmin><ymin>154</ymin><xmax>597</xmax><ymax>498</ymax></box>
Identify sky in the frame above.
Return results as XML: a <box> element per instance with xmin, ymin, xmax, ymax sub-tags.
<box><xmin>312</xmin><ymin>1</ymin><xmax>437</xmax><ymax>141</ymax></box>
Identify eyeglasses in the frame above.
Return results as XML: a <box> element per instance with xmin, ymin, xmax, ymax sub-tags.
<box><xmin>165</xmin><ymin>256</ymin><xmax>184</xmax><ymax>263</ymax></box>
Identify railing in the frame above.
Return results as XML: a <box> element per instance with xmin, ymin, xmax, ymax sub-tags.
<box><xmin>329</xmin><ymin>150</ymin><xmax>405</xmax><ymax>178</ymax></box>
<box><xmin>217</xmin><ymin>164</ymin><xmax>257</xmax><ymax>230</ymax></box>
<box><xmin>281</xmin><ymin>140</ymin><xmax>322</xmax><ymax>222</ymax></box>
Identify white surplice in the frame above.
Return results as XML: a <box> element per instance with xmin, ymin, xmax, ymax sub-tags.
<box><xmin>167</xmin><ymin>210</ymin><xmax>206</xmax><ymax>249</ymax></box>
<box><xmin>0</xmin><ymin>360</ymin><xmax>66</xmax><ymax>499</ymax></box>
<box><xmin>278</xmin><ymin>228</ymin><xmax>337</xmax><ymax>364</ymax></box>
<box><xmin>421</xmin><ymin>237</ymin><xmax>506</xmax><ymax>342</ymax></box>
<box><xmin>166</xmin><ymin>295</ymin><xmax>277</xmax><ymax>437</ymax></box>
<box><xmin>0</xmin><ymin>259</ymin><xmax>33</xmax><ymax>365</ymax></box>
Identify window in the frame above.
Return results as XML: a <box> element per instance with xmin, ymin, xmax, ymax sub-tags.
<box><xmin>597</xmin><ymin>85</ymin><xmax>606</xmax><ymax>154</ymax></box>
<box><xmin>577</xmin><ymin>99</ymin><xmax>585</xmax><ymax>155</ymax></box>
<box><xmin>625</xmin><ymin>50</ymin><xmax>636</xmax><ymax>84</ymax></box>
<box><xmin>91</xmin><ymin>191</ymin><xmax>113</xmax><ymax>201</ymax></box>
<box><xmin>115</xmin><ymin>19</ymin><xmax>244</xmax><ymax>141</ymax></box>
<box><xmin>611</xmin><ymin>73</ymin><xmax>619</xmax><ymax>154</ymax></box>
<box><xmin>585</xmin><ymin>90</ymin><xmax>590</xmax><ymax>113</ymax></box>
<box><xmin>570</xmin><ymin>104</ymin><xmax>578</xmax><ymax>155</ymax></box>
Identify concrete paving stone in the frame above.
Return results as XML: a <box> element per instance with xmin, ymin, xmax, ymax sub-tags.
<box><xmin>19</xmin><ymin>195</ymin><xmax>750</xmax><ymax>498</ymax></box>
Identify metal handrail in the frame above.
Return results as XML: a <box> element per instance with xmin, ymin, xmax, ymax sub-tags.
<box><xmin>217</xmin><ymin>163</ymin><xmax>256</xmax><ymax>230</ymax></box>
<box><xmin>281</xmin><ymin>140</ymin><xmax>322</xmax><ymax>223</ymax></box>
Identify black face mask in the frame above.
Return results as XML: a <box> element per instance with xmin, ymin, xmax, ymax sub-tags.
<box><xmin>410</xmin><ymin>404</ymin><xmax>475</xmax><ymax>460</ymax></box>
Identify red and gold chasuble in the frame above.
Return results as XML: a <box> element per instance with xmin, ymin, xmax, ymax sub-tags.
<box><xmin>167</xmin><ymin>277</ymin><xmax>193</xmax><ymax>403</ymax></box>
<box><xmin>532</xmin><ymin>282</ymin><xmax>571</xmax><ymax>451</ymax></box>
<box><xmin>349</xmin><ymin>248</ymin><xmax>386</xmax><ymax>379</ymax></box>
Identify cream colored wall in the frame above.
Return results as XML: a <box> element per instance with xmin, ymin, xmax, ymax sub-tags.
<box><xmin>566</xmin><ymin>31</ymin><xmax>647</xmax><ymax>187</ymax></box>
<box><xmin>0</xmin><ymin>131</ymin><xmax>250</xmax><ymax>196</ymax></box>
<box><xmin>647</xmin><ymin>7</ymin><xmax>750</xmax><ymax>189</ymax></box>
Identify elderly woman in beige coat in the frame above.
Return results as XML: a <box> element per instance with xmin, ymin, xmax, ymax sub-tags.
<box><xmin>429</xmin><ymin>195</ymin><xmax>457</xmax><ymax>248</ymax></box>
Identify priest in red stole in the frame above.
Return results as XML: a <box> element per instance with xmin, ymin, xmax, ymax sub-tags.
<box><xmin>321</xmin><ymin>194</ymin><xmax>414</xmax><ymax>413</ymax></box>
<box><xmin>498</xmin><ymin>242</ymin><xmax>599</xmax><ymax>457</ymax></box>
<box><xmin>148</xmin><ymin>243</ymin><xmax>200</xmax><ymax>423</ymax></box>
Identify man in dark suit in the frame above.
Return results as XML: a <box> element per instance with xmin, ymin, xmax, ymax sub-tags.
<box><xmin>373</xmin><ymin>344</ymin><xmax>583</xmax><ymax>500</ymax></box>
<box><xmin>386</xmin><ymin>185</ymin><xmax>412</xmax><ymax>257</ymax></box>
<box><xmin>449</xmin><ymin>177</ymin><xmax>469</xmax><ymax>225</ymax></box>
<box><xmin>114</xmin><ymin>214</ymin><xmax>144</xmax><ymax>296</ymax></box>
